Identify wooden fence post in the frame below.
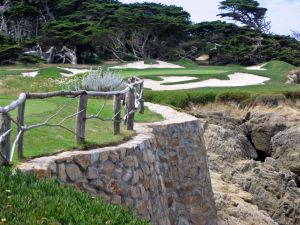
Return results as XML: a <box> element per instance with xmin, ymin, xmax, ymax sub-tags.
<box><xmin>76</xmin><ymin>93</ymin><xmax>88</xmax><ymax>145</ymax></box>
<box><xmin>126</xmin><ymin>87</ymin><xmax>135</xmax><ymax>130</ymax></box>
<box><xmin>139</xmin><ymin>82</ymin><xmax>144</xmax><ymax>114</ymax></box>
<box><xmin>113</xmin><ymin>94</ymin><xmax>122</xmax><ymax>135</ymax></box>
<box><xmin>0</xmin><ymin>113</ymin><xmax>11</xmax><ymax>166</ymax></box>
<box><xmin>17</xmin><ymin>100</ymin><xmax>26</xmax><ymax>159</ymax></box>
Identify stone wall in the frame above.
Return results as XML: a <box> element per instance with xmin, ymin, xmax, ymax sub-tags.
<box><xmin>17</xmin><ymin>103</ymin><xmax>217</xmax><ymax>225</ymax></box>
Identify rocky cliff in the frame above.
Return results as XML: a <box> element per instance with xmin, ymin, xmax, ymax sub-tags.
<box><xmin>192</xmin><ymin>102</ymin><xmax>300</xmax><ymax>225</ymax></box>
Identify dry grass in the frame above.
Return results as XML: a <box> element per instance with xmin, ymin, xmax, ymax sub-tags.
<box><xmin>190</xmin><ymin>100</ymin><xmax>300</xmax><ymax>122</ymax></box>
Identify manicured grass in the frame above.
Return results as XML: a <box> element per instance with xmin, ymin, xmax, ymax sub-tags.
<box><xmin>0</xmin><ymin>97</ymin><xmax>163</xmax><ymax>161</ymax></box>
<box><xmin>0</xmin><ymin>168</ymin><xmax>150</xmax><ymax>225</ymax></box>
<box><xmin>37</xmin><ymin>66</ymin><xmax>72</xmax><ymax>78</ymax></box>
<box><xmin>0</xmin><ymin>69</ymin><xmax>36</xmax><ymax>76</ymax></box>
<box><xmin>120</xmin><ymin>67</ymin><xmax>232</xmax><ymax>78</ymax></box>
<box><xmin>141</xmin><ymin>60</ymin><xmax>299</xmax><ymax>108</ymax></box>
<box><xmin>0</xmin><ymin>60</ymin><xmax>298</xmax><ymax>159</ymax></box>
<box><xmin>0</xmin><ymin>76</ymin><xmax>63</xmax><ymax>96</ymax></box>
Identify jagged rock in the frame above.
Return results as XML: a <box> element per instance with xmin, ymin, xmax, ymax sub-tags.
<box><xmin>271</xmin><ymin>128</ymin><xmax>300</xmax><ymax>177</ymax></box>
<box><xmin>199</xmin><ymin>103</ymin><xmax>300</xmax><ymax>225</ymax></box>
<box><xmin>242</xmin><ymin>112</ymin><xmax>288</xmax><ymax>154</ymax></box>
<box><xmin>286</xmin><ymin>69</ymin><xmax>300</xmax><ymax>84</ymax></box>
<box><xmin>229</xmin><ymin>160</ymin><xmax>300</xmax><ymax>225</ymax></box>
<box><xmin>204</xmin><ymin>111</ymin><xmax>244</xmax><ymax>131</ymax></box>
<box><xmin>204</xmin><ymin>124</ymin><xmax>257</xmax><ymax>163</ymax></box>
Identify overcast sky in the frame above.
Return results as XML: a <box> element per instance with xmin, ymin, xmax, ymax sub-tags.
<box><xmin>120</xmin><ymin>0</ymin><xmax>300</xmax><ymax>35</ymax></box>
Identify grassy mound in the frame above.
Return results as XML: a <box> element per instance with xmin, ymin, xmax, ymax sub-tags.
<box><xmin>0</xmin><ymin>168</ymin><xmax>149</xmax><ymax>225</ymax></box>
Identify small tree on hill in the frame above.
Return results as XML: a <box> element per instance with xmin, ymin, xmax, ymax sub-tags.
<box><xmin>291</xmin><ymin>30</ymin><xmax>300</xmax><ymax>41</ymax></box>
<box><xmin>218</xmin><ymin>0</ymin><xmax>271</xmax><ymax>33</ymax></box>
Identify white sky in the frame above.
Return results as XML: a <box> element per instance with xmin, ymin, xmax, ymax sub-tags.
<box><xmin>120</xmin><ymin>0</ymin><xmax>300</xmax><ymax>35</ymax></box>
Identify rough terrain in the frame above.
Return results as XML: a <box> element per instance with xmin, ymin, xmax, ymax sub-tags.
<box><xmin>190</xmin><ymin>101</ymin><xmax>300</xmax><ymax>225</ymax></box>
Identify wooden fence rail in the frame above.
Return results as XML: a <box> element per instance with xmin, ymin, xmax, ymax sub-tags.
<box><xmin>0</xmin><ymin>77</ymin><xmax>144</xmax><ymax>166</ymax></box>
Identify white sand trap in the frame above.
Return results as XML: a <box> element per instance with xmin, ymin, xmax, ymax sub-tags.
<box><xmin>22</xmin><ymin>71</ymin><xmax>38</xmax><ymax>77</ymax></box>
<box><xmin>246</xmin><ymin>63</ymin><xmax>267</xmax><ymax>71</ymax></box>
<box><xmin>144</xmin><ymin>73</ymin><xmax>270</xmax><ymax>91</ymax></box>
<box><xmin>59</xmin><ymin>67</ymin><xmax>90</xmax><ymax>77</ymax></box>
<box><xmin>111</xmin><ymin>60</ymin><xmax>184</xmax><ymax>69</ymax></box>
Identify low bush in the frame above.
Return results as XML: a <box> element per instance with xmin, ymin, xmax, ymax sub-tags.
<box><xmin>145</xmin><ymin>91</ymin><xmax>190</xmax><ymax>108</ymax></box>
<box><xmin>144</xmin><ymin>59</ymin><xmax>159</xmax><ymax>65</ymax></box>
<box><xmin>66</xmin><ymin>68</ymin><xmax>126</xmax><ymax>91</ymax></box>
<box><xmin>284</xmin><ymin>91</ymin><xmax>300</xmax><ymax>101</ymax></box>
<box><xmin>216</xmin><ymin>92</ymin><xmax>251</xmax><ymax>104</ymax></box>
<box><xmin>188</xmin><ymin>92</ymin><xmax>217</xmax><ymax>104</ymax></box>
<box><xmin>17</xmin><ymin>55</ymin><xmax>44</xmax><ymax>64</ymax></box>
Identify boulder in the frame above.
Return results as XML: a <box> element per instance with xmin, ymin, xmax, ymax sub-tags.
<box><xmin>271</xmin><ymin>128</ymin><xmax>300</xmax><ymax>176</ymax></box>
<box><xmin>229</xmin><ymin>160</ymin><xmax>300</xmax><ymax>225</ymax></box>
<box><xmin>286</xmin><ymin>69</ymin><xmax>300</xmax><ymax>84</ymax></box>
<box><xmin>204</xmin><ymin>124</ymin><xmax>257</xmax><ymax>163</ymax></box>
<box><xmin>242</xmin><ymin>112</ymin><xmax>287</xmax><ymax>154</ymax></box>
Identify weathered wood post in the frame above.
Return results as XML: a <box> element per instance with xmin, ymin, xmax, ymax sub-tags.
<box><xmin>113</xmin><ymin>94</ymin><xmax>122</xmax><ymax>135</ymax></box>
<box><xmin>0</xmin><ymin>113</ymin><xmax>11</xmax><ymax>166</ymax></box>
<box><xmin>76</xmin><ymin>92</ymin><xmax>88</xmax><ymax>145</ymax></box>
<box><xmin>126</xmin><ymin>79</ymin><xmax>136</xmax><ymax>130</ymax></box>
<box><xmin>139</xmin><ymin>81</ymin><xmax>144</xmax><ymax>114</ymax></box>
<box><xmin>17</xmin><ymin>100</ymin><xmax>26</xmax><ymax>159</ymax></box>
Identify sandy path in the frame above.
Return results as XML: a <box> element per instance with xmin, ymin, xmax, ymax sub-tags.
<box><xmin>111</xmin><ymin>60</ymin><xmax>184</xmax><ymax>69</ymax></box>
<box><xmin>144</xmin><ymin>73</ymin><xmax>270</xmax><ymax>90</ymax></box>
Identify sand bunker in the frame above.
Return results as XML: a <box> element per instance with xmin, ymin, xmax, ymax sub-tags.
<box><xmin>22</xmin><ymin>71</ymin><xmax>38</xmax><ymax>77</ymax></box>
<box><xmin>144</xmin><ymin>73</ymin><xmax>270</xmax><ymax>90</ymax></box>
<box><xmin>111</xmin><ymin>60</ymin><xmax>184</xmax><ymax>69</ymax></box>
<box><xmin>59</xmin><ymin>67</ymin><xmax>90</xmax><ymax>77</ymax></box>
<box><xmin>246</xmin><ymin>63</ymin><xmax>267</xmax><ymax>71</ymax></box>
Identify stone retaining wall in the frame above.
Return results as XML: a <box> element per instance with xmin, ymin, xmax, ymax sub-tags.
<box><xmin>17</xmin><ymin>103</ymin><xmax>217</xmax><ymax>225</ymax></box>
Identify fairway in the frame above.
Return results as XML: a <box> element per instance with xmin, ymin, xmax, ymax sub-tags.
<box><xmin>0</xmin><ymin>60</ymin><xmax>298</xmax><ymax>159</ymax></box>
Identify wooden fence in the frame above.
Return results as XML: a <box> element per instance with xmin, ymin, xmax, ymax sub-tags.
<box><xmin>0</xmin><ymin>77</ymin><xmax>144</xmax><ymax>166</ymax></box>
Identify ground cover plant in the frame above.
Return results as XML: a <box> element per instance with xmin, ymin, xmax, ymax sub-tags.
<box><xmin>0</xmin><ymin>168</ymin><xmax>150</xmax><ymax>225</ymax></box>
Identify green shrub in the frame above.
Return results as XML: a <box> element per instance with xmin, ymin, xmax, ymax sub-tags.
<box><xmin>66</xmin><ymin>68</ymin><xmax>126</xmax><ymax>91</ymax></box>
<box><xmin>188</xmin><ymin>92</ymin><xmax>216</xmax><ymax>104</ymax></box>
<box><xmin>144</xmin><ymin>59</ymin><xmax>159</xmax><ymax>65</ymax></box>
<box><xmin>17</xmin><ymin>55</ymin><xmax>44</xmax><ymax>64</ymax></box>
<box><xmin>145</xmin><ymin>91</ymin><xmax>190</xmax><ymax>108</ymax></box>
<box><xmin>216</xmin><ymin>92</ymin><xmax>251</xmax><ymax>103</ymax></box>
<box><xmin>284</xmin><ymin>91</ymin><xmax>300</xmax><ymax>101</ymax></box>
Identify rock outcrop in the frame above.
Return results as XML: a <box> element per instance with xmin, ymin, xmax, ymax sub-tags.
<box><xmin>286</xmin><ymin>69</ymin><xmax>300</xmax><ymax>84</ymax></box>
<box><xmin>193</xmin><ymin>103</ymin><xmax>300</xmax><ymax>225</ymax></box>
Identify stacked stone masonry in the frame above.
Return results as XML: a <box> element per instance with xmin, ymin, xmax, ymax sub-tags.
<box><xmin>17</xmin><ymin>103</ymin><xmax>217</xmax><ymax>225</ymax></box>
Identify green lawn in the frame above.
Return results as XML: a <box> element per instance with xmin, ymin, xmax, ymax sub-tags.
<box><xmin>138</xmin><ymin>60</ymin><xmax>300</xmax><ymax>108</ymax></box>
<box><xmin>0</xmin><ymin>59</ymin><xmax>299</xmax><ymax>159</ymax></box>
<box><xmin>0</xmin><ymin>97</ymin><xmax>163</xmax><ymax>161</ymax></box>
<box><xmin>0</xmin><ymin>168</ymin><xmax>150</xmax><ymax>225</ymax></box>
